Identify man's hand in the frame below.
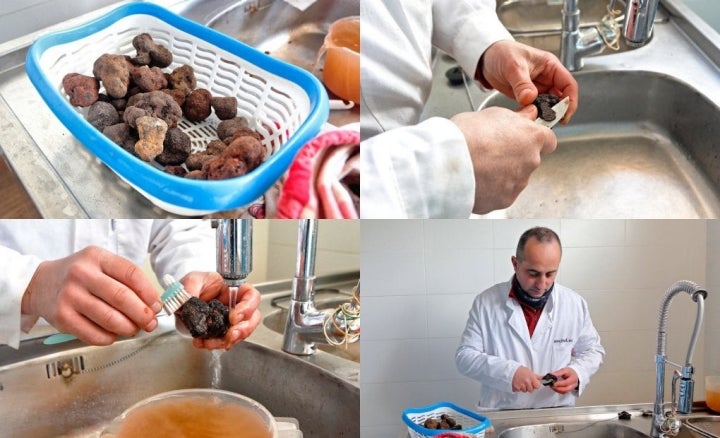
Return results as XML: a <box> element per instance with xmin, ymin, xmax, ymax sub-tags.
<box><xmin>21</xmin><ymin>246</ymin><xmax>162</xmax><ymax>345</ymax></box>
<box><xmin>180</xmin><ymin>271</ymin><xmax>261</xmax><ymax>351</ymax></box>
<box><xmin>479</xmin><ymin>40</ymin><xmax>579</xmax><ymax>124</ymax></box>
<box><xmin>512</xmin><ymin>365</ymin><xmax>543</xmax><ymax>393</ymax></box>
<box><xmin>451</xmin><ymin>105</ymin><xmax>556</xmax><ymax>214</ymax></box>
<box><xmin>548</xmin><ymin>367</ymin><xmax>580</xmax><ymax>394</ymax></box>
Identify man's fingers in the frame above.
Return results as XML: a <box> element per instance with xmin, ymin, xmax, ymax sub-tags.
<box><xmin>96</xmin><ymin>250</ymin><xmax>161</xmax><ymax>313</ymax></box>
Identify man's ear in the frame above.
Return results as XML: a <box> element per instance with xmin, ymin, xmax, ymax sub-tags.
<box><xmin>511</xmin><ymin>256</ymin><xmax>518</xmax><ymax>270</ymax></box>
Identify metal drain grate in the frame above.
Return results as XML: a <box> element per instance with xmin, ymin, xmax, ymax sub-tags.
<box><xmin>45</xmin><ymin>355</ymin><xmax>85</xmax><ymax>379</ymax></box>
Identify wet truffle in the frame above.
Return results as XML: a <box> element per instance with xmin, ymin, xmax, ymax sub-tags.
<box><xmin>224</xmin><ymin>135</ymin><xmax>266</xmax><ymax>171</ymax></box>
<box><xmin>202</xmin><ymin>155</ymin><xmax>248</xmax><ymax>180</ymax></box>
<box><xmin>93</xmin><ymin>54</ymin><xmax>132</xmax><ymax>99</ymax></box>
<box><xmin>131</xmin><ymin>33</ymin><xmax>173</xmax><ymax>68</ymax></box>
<box><xmin>176</xmin><ymin>297</ymin><xmax>230</xmax><ymax>339</ymax></box>
<box><xmin>156</xmin><ymin>127</ymin><xmax>191</xmax><ymax>166</ymax></box>
<box><xmin>183</xmin><ymin>88</ymin><xmax>212</xmax><ymax>122</ymax></box>
<box><xmin>161</xmin><ymin>88</ymin><xmax>186</xmax><ymax>108</ymax></box>
<box><xmin>533</xmin><ymin>93</ymin><xmax>561</xmax><ymax>122</ymax></box>
<box><xmin>185</xmin><ymin>151</ymin><xmax>216</xmax><ymax>171</ymax></box>
<box><xmin>169</xmin><ymin>64</ymin><xmax>196</xmax><ymax>96</ymax></box>
<box><xmin>211</xmin><ymin>96</ymin><xmax>238</xmax><ymax>120</ymax></box>
<box><xmin>126</xmin><ymin>90</ymin><xmax>183</xmax><ymax>128</ymax></box>
<box><xmin>62</xmin><ymin>73</ymin><xmax>100</xmax><ymax>107</ymax></box>
<box><xmin>134</xmin><ymin>116</ymin><xmax>168</xmax><ymax>162</ymax></box>
<box><xmin>103</xmin><ymin>123</ymin><xmax>138</xmax><ymax>155</ymax></box>
<box><xmin>164</xmin><ymin>165</ymin><xmax>188</xmax><ymax>177</ymax></box>
<box><xmin>131</xmin><ymin>65</ymin><xmax>168</xmax><ymax>92</ymax></box>
<box><xmin>87</xmin><ymin>101</ymin><xmax>120</xmax><ymax>132</ymax></box>
<box><xmin>216</xmin><ymin>117</ymin><xmax>251</xmax><ymax>143</ymax></box>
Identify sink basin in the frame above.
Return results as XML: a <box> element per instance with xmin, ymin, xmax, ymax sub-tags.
<box><xmin>263</xmin><ymin>288</ymin><xmax>360</xmax><ymax>363</ymax></box>
<box><xmin>478</xmin><ymin>70</ymin><xmax>720</xmax><ymax>218</ymax></box>
<box><xmin>176</xmin><ymin>0</ymin><xmax>360</xmax><ymax>127</ymax></box>
<box><xmin>498</xmin><ymin>421</ymin><xmax>650</xmax><ymax>437</ymax></box>
<box><xmin>0</xmin><ymin>327</ymin><xmax>358</xmax><ymax>438</ymax></box>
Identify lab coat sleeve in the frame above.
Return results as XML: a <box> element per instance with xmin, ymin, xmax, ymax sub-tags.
<box><xmin>568</xmin><ymin>299</ymin><xmax>606</xmax><ymax>394</ymax></box>
<box><xmin>0</xmin><ymin>246</ymin><xmax>43</xmax><ymax>349</ymax></box>
<box><xmin>455</xmin><ymin>296</ymin><xmax>522</xmax><ymax>393</ymax></box>
<box><xmin>147</xmin><ymin>220</ymin><xmax>217</xmax><ymax>283</ymax></box>
<box><xmin>431</xmin><ymin>0</ymin><xmax>513</xmax><ymax>82</ymax></box>
<box><xmin>360</xmin><ymin>117</ymin><xmax>476</xmax><ymax>218</ymax></box>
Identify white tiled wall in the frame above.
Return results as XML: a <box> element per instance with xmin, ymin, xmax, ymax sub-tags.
<box><xmin>265</xmin><ymin>220</ymin><xmax>360</xmax><ymax>281</ymax></box>
<box><xmin>706</xmin><ymin>221</ymin><xmax>720</xmax><ymax>377</ymax></box>
<box><xmin>361</xmin><ymin>220</ymin><xmax>716</xmax><ymax>438</ymax></box>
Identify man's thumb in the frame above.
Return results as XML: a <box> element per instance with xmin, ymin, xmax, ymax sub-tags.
<box><xmin>517</xmin><ymin>104</ymin><xmax>538</xmax><ymax>120</ymax></box>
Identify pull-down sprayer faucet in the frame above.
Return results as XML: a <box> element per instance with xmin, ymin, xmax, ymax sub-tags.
<box><xmin>651</xmin><ymin>280</ymin><xmax>707</xmax><ymax>438</ymax></box>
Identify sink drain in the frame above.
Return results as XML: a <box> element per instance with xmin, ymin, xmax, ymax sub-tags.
<box><xmin>45</xmin><ymin>355</ymin><xmax>85</xmax><ymax>379</ymax></box>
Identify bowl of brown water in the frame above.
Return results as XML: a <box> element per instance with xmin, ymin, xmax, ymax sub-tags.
<box><xmin>99</xmin><ymin>388</ymin><xmax>277</xmax><ymax>438</ymax></box>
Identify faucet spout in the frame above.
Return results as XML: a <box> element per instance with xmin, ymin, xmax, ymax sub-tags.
<box><xmin>213</xmin><ymin>219</ymin><xmax>253</xmax><ymax>308</ymax></box>
<box><xmin>560</xmin><ymin>0</ymin><xmax>604</xmax><ymax>71</ymax></box>
<box><xmin>651</xmin><ymin>280</ymin><xmax>707</xmax><ymax>438</ymax></box>
<box><xmin>623</xmin><ymin>0</ymin><xmax>660</xmax><ymax>47</ymax></box>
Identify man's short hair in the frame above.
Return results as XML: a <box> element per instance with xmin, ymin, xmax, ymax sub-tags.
<box><xmin>516</xmin><ymin>227</ymin><xmax>562</xmax><ymax>261</ymax></box>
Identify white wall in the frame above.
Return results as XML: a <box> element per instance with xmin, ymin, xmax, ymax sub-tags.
<box><xmin>264</xmin><ymin>220</ymin><xmax>361</xmax><ymax>281</ymax></box>
<box><xmin>361</xmin><ymin>220</ymin><xmax>717</xmax><ymax>438</ymax></box>
<box><xmin>706</xmin><ymin>221</ymin><xmax>720</xmax><ymax>377</ymax></box>
<box><xmin>143</xmin><ymin>219</ymin><xmax>360</xmax><ymax>289</ymax></box>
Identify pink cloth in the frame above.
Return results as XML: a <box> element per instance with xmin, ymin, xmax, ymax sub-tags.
<box><xmin>276</xmin><ymin>129</ymin><xmax>360</xmax><ymax>219</ymax></box>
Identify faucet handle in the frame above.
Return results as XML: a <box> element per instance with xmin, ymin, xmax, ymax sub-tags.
<box><xmin>661</xmin><ymin>414</ymin><xmax>682</xmax><ymax>436</ymax></box>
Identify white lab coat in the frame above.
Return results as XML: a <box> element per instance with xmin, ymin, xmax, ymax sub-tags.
<box><xmin>455</xmin><ymin>279</ymin><xmax>605</xmax><ymax>410</ymax></box>
<box><xmin>0</xmin><ymin>219</ymin><xmax>216</xmax><ymax>349</ymax></box>
<box><xmin>360</xmin><ymin>0</ymin><xmax>513</xmax><ymax>218</ymax></box>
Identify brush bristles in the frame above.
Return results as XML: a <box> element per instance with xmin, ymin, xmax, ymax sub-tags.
<box><xmin>162</xmin><ymin>288</ymin><xmax>192</xmax><ymax>314</ymax></box>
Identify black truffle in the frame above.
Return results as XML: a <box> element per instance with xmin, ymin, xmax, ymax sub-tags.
<box><xmin>533</xmin><ymin>93</ymin><xmax>561</xmax><ymax>122</ymax></box>
<box><xmin>176</xmin><ymin>297</ymin><xmax>230</xmax><ymax>339</ymax></box>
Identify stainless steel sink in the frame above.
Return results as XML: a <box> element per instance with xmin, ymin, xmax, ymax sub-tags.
<box><xmin>0</xmin><ymin>273</ymin><xmax>359</xmax><ymax>438</ymax></box>
<box><xmin>263</xmin><ymin>288</ymin><xmax>360</xmax><ymax>363</ymax></box>
<box><xmin>485</xmin><ymin>404</ymin><xmax>719</xmax><ymax>438</ymax></box>
<box><xmin>498</xmin><ymin>422</ymin><xmax>650</xmax><ymax>437</ymax></box>
<box><xmin>477</xmin><ymin>70</ymin><xmax>720</xmax><ymax>218</ymax></box>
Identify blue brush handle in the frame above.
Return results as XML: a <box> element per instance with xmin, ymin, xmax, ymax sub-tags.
<box><xmin>43</xmin><ymin>333</ymin><xmax>78</xmax><ymax>345</ymax></box>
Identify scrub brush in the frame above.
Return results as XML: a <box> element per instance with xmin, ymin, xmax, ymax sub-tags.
<box><xmin>160</xmin><ymin>274</ymin><xmax>192</xmax><ymax>315</ymax></box>
<box><xmin>43</xmin><ymin>274</ymin><xmax>191</xmax><ymax>345</ymax></box>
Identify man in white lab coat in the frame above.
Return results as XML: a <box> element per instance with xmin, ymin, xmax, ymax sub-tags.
<box><xmin>456</xmin><ymin>227</ymin><xmax>605</xmax><ymax>409</ymax></box>
<box><xmin>361</xmin><ymin>1</ymin><xmax>578</xmax><ymax>218</ymax></box>
<box><xmin>0</xmin><ymin>220</ymin><xmax>260</xmax><ymax>351</ymax></box>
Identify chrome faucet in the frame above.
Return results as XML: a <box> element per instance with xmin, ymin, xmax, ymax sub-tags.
<box><xmin>213</xmin><ymin>219</ymin><xmax>253</xmax><ymax>306</ymax></box>
<box><xmin>651</xmin><ymin>280</ymin><xmax>707</xmax><ymax>438</ymax></box>
<box><xmin>283</xmin><ymin>219</ymin><xmax>360</xmax><ymax>355</ymax></box>
<box><xmin>623</xmin><ymin>0</ymin><xmax>660</xmax><ymax>47</ymax></box>
<box><xmin>560</xmin><ymin>0</ymin><xmax>605</xmax><ymax>71</ymax></box>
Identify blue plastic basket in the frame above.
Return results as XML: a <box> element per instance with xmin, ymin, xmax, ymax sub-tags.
<box><xmin>26</xmin><ymin>2</ymin><xmax>328</xmax><ymax>215</ymax></box>
<box><xmin>402</xmin><ymin>401</ymin><xmax>491</xmax><ymax>438</ymax></box>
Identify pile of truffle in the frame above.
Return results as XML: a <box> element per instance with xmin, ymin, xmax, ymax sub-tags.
<box><xmin>422</xmin><ymin>414</ymin><xmax>463</xmax><ymax>431</ymax></box>
<box><xmin>61</xmin><ymin>33</ymin><xmax>266</xmax><ymax>180</ymax></box>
